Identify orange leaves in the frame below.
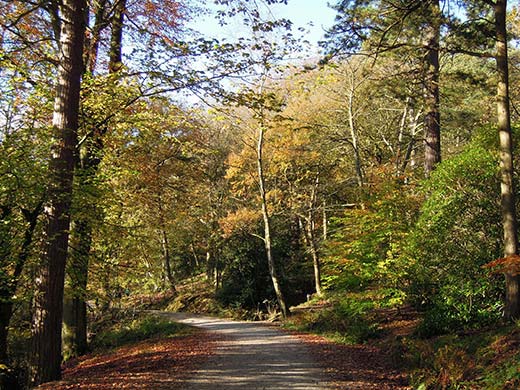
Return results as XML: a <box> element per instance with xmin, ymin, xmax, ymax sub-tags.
<box><xmin>484</xmin><ymin>254</ymin><xmax>520</xmax><ymax>275</ymax></box>
<box><xmin>219</xmin><ymin>208</ymin><xmax>260</xmax><ymax>238</ymax></box>
<box><xmin>128</xmin><ymin>0</ymin><xmax>184</xmax><ymax>41</ymax></box>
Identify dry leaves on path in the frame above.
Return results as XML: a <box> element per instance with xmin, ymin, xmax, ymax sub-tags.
<box><xmin>37</xmin><ymin>330</ymin><xmax>220</xmax><ymax>390</ymax></box>
<box><xmin>295</xmin><ymin>332</ymin><xmax>410</xmax><ymax>390</ymax></box>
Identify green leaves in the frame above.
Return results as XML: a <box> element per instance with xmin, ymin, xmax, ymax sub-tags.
<box><xmin>405</xmin><ymin>136</ymin><xmax>503</xmax><ymax>333</ymax></box>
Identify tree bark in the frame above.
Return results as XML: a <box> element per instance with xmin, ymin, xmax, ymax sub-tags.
<box><xmin>108</xmin><ymin>0</ymin><xmax>126</xmax><ymax>73</ymax></box>
<box><xmin>306</xmin><ymin>217</ymin><xmax>322</xmax><ymax>297</ymax></box>
<box><xmin>63</xmin><ymin>0</ymin><xmax>126</xmax><ymax>358</ymax></box>
<box><xmin>31</xmin><ymin>0</ymin><xmax>86</xmax><ymax>385</ymax></box>
<box><xmin>423</xmin><ymin>0</ymin><xmax>441</xmax><ymax>176</ymax></box>
<box><xmin>494</xmin><ymin>0</ymin><xmax>520</xmax><ymax>320</ymax></box>
<box><xmin>257</xmin><ymin>125</ymin><xmax>289</xmax><ymax>318</ymax></box>
<box><xmin>84</xmin><ymin>0</ymin><xmax>109</xmax><ymax>74</ymax></box>
<box><xmin>346</xmin><ymin>69</ymin><xmax>363</xmax><ymax>186</ymax></box>
<box><xmin>305</xmin><ymin>175</ymin><xmax>322</xmax><ymax>296</ymax></box>
<box><xmin>322</xmin><ymin>200</ymin><xmax>327</xmax><ymax>241</ymax></box>
<box><xmin>160</xmin><ymin>227</ymin><xmax>177</xmax><ymax>292</ymax></box>
<box><xmin>63</xmin><ymin>218</ymin><xmax>91</xmax><ymax>358</ymax></box>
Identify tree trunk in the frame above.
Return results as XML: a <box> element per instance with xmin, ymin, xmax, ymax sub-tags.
<box><xmin>63</xmin><ymin>0</ymin><xmax>126</xmax><ymax>358</ymax></box>
<box><xmin>305</xmin><ymin>175</ymin><xmax>322</xmax><ymax>296</ymax></box>
<box><xmin>306</xmin><ymin>217</ymin><xmax>322</xmax><ymax>297</ymax></box>
<box><xmin>0</xmin><ymin>302</ymin><xmax>14</xmax><ymax>390</ymax></box>
<box><xmin>257</xmin><ymin>125</ymin><xmax>289</xmax><ymax>318</ymax></box>
<box><xmin>494</xmin><ymin>0</ymin><xmax>520</xmax><ymax>320</ymax></box>
<box><xmin>63</xmin><ymin>218</ymin><xmax>91</xmax><ymax>359</ymax></box>
<box><xmin>346</xmin><ymin>72</ymin><xmax>363</xmax><ymax>186</ymax></box>
<box><xmin>31</xmin><ymin>0</ymin><xmax>86</xmax><ymax>385</ymax></box>
<box><xmin>403</xmin><ymin>106</ymin><xmax>421</xmax><ymax>174</ymax></box>
<box><xmin>84</xmin><ymin>0</ymin><xmax>109</xmax><ymax>73</ymax></box>
<box><xmin>322</xmin><ymin>200</ymin><xmax>327</xmax><ymax>241</ymax></box>
<box><xmin>160</xmin><ymin>228</ymin><xmax>176</xmax><ymax>292</ymax></box>
<box><xmin>108</xmin><ymin>0</ymin><xmax>126</xmax><ymax>73</ymax></box>
<box><xmin>0</xmin><ymin>302</ymin><xmax>13</xmax><ymax>365</ymax></box>
<box><xmin>62</xmin><ymin>293</ymin><xmax>88</xmax><ymax>359</ymax></box>
<box><xmin>423</xmin><ymin>0</ymin><xmax>441</xmax><ymax>176</ymax></box>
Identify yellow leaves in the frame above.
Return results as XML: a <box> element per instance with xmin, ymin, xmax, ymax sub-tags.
<box><xmin>219</xmin><ymin>208</ymin><xmax>261</xmax><ymax>238</ymax></box>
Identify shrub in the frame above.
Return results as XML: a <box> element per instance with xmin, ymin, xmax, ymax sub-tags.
<box><xmin>288</xmin><ymin>294</ymin><xmax>380</xmax><ymax>344</ymax></box>
<box><xmin>322</xmin><ymin>167</ymin><xmax>421</xmax><ymax>294</ymax></box>
<box><xmin>91</xmin><ymin>315</ymin><xmax>189</xmax><ymax>350</ymax></box>
<box><xmin>404</xmin><ymin>139</ymin><xmax>504</xmax><ymax>335</ymax></box>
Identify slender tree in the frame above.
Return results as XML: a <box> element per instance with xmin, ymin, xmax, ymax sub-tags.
<box><xmin>256</xmin><ymin>116</ymin><xmax>290</xmax><ymax>318</ymax></box>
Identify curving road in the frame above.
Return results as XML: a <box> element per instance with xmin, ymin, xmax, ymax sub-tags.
<box><xmin>159</xmin><ymin>312</ymin><xmax>329</xmax><ymax>390</ymax></box>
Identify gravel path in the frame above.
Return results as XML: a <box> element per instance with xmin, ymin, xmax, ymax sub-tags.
<box><xmin>160</xmin><ymin>312</ymin><xmax>329</xmax><ymax>390</ymax></box>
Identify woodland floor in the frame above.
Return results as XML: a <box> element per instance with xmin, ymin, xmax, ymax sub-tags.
<box><xmin>37</xmin><ymin>311</ymin><xmax>411</xmax><ymax>390</ymax></box>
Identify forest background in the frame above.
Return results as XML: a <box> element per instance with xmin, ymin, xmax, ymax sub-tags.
<box><xmin>2</xmin><ymin>0</ymin><xmax>520</xmax><ymax>389</ymax></box>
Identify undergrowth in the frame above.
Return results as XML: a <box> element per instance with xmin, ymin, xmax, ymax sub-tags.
<box><xmin>283</xmin><ymin>289</ymin><xmax>520</xmax><ymax>389</ymax></box>
<box><xmin>404</xmin><ymin>325</ymin><xmax>520</xmax><ymax>389</ymax></box>
<box><xmin>284</xmin><ymin>291</ymin><xmax>384</xmax><ymax>344</ymax></box>
<box><xmin>91</xmin><ymin>314</ymin><xmax>191</xmax><ymax>351</ymax></box>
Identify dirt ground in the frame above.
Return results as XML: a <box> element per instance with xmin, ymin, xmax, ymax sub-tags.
<box><xmin>37</xmin><ymin>312</ymin><xmax>410</xmax><ymax>390</ymax></box>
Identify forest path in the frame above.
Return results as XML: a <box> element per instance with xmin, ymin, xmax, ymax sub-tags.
<box><xmin>157</xmin><ymin>312</ymin><xmax>329</xmax><ymax>390</ymax></box>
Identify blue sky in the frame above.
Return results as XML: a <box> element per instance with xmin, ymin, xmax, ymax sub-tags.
<box><xmin>190</xmin><ymin>0</ymin><xmax>337</xmax><ymax>51</ymax></box>
<box><xmin>272</xmin><ymin>0</ymin><xmax>337</xmax><ymax>46</ymax></box>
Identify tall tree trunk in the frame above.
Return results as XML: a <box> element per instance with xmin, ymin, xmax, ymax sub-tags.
<box><xmin>31</xmin><ymin>0</ymin><xmax>86</xmax><ymax>385</ymax></box>
<box><xmin>494</xmin><ymin>0</ymin><xmax>520</xmax><ymax>320</ymax></box>
<box><xmin>305</xmin><ymin>175</ymin><xmax>322</xmax><ymax>297</ymax></box>
<box><xmin>346</xmin><ymin>71</ymin><xmax>363</xmax><ymax>186</ymax></box>
<box><xmin>160</xmin><ymin>227</ymin><xmax>176</xmax><ymax>292</ymax></box>
<box><xmin>0</xmin><ymin>302</ymin><xmax>13</xmax><ymax>365</ymax></box>
<box><xmin>63</xmin><ymin>218</ymin><xmax>91</xmax><ymax>359</ymax></box>
<box><xmin>63</xmin><ymin>0</ymin><xmax>126</xmax><ymax>358</ymax></box>
<box><xmin>84</xmin><ymin>0</ymin><xmax>109</xmax><ymax>74</ymax></box>
<box><xmin>108</xmin><ymin>0</ymin><xmax>125</xmax><ymax>73</ymax></box>
<box><xmin>257</xmin><ymin>125</ymin><xmax>289</xmax><ymax>318</ymax></box>
<box><xmin>322</xmin><ymin>200</ymin><xmax>327</xmax><ymax>240</ymax></box>
<box><xmin>396</xmin><ymin>98</ymin><xmax>410</xmax><ymax>176</ymax></box>
<box><xmin>306</xmin><ymin>217</ymin><xmax>322</xmax><ymax>297</ymax></box>
<box><xmin>423</xmin><ymin>0</ymin><xmax>441</xmax><ymax>176</ymax></box>
<box><xmin>206</xmin><ymin>251</ymin><xmax>214</xmax><ymax>283</ymax></box>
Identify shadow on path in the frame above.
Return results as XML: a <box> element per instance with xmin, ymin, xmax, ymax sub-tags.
<box><xmin>155</xmin><ymin>312</ymin><xmax>329</xmax><ymax>390</ymax></box>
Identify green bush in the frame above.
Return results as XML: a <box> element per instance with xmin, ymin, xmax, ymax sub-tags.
<box><xmin>289</xmin><ymin>294</ymin><xmax>380</xmax><ymax>344</ymax></box>
<box><xmin>404</xmin><ymin>138</ymin><xmax>504</xmax><ymax>335</ymax></box>
<box><xmin>216</xmin><ymin>232</ymin><xmax>273</xmax><ymax>309</ymax></box>
<box><xmin>322</xmin><ymin>169</ymin><xmax>421</xmax><ymax>294</ymax></box>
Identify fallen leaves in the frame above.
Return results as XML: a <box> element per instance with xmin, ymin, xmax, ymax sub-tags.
<box><xmin>293</xmin><ymin>332</ymin><xmax>410</xmax><ymax>390</ymax></box>
<box><xmin>37</xmin><ymin>330</ymin><xmax>220</xmax><ymax>390</ymax></box>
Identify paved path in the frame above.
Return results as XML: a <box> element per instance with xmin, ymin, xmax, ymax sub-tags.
<box><xmin>159</xmin><ymin>312</ymin><xmax>329</xmax><ymax>390</ymax></box>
